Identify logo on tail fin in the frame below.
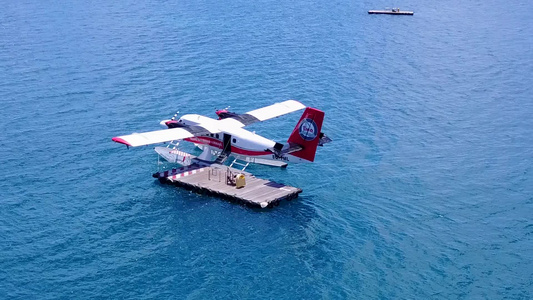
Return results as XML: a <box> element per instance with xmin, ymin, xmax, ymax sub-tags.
<box><xmin>298</xmin><ymin>118</ymin><xmax>318</xmax><ymax>141</ymax></box>
<box><xmin>288</xmin><ymin>107</ymin><xmax>324</xmax><ymax>162</ymax></box>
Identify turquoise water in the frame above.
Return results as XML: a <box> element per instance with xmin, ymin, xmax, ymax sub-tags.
<box><xmin>1</xmin><ymin>0</ymin><xmax>532</xmax><ymax>298</ymax></box>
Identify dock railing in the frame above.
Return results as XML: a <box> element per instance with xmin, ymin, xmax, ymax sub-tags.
<box><xmin>207</xmin><ymin>167</ymin><xmax>222</xmax><ymax>182</ymax></box>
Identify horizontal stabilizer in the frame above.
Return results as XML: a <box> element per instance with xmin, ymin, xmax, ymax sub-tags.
<box><xmin>318</xmin><ymin>133</ymin><xmax>332</xmax><ymax>146</ymax></box>
<box><xmin>266</xmin><ymin>142</ymin><xmax>303</xmax><ymax>157</ymax></box>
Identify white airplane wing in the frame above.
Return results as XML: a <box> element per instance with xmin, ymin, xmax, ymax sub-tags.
<box><xmin>112</xmin><ymin>127</ymin><xmax>196</xmax><ymax>147</ymax></box>
<box><xmin>218</xmin><ymin>100</ymin><xmax>305</xmax><ymax>127</ymax></box>
<box><xmin>112</xmin><ymin>100</ymin><xmax>306</xmax><ymax>147</ymax></box>
<box><xmin>246</xmin><ymin>99</ymin><xmax>305</xmax><ymax>122</ymax></box>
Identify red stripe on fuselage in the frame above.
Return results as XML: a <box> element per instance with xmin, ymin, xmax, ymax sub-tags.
<box><xmin>185</xmin><ymin>136</ymin><xmax>223</xmax><ymax>148</ymax></box>
<box><xmin>230</xmin><ymin>146</ymin><xmax>271</xmax><ymax>156</ymax></box>
<box><xmin>184</xmin><ymin>136</ymin><xmax>271</xmax><ymax>156</ymax></box>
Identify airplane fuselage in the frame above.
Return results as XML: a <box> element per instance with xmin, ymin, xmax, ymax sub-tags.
<box><xmin>112</xmin><ymin>100</ymin><xmax>328</xmax><ymax>167</ymax></box>
<box><xmin>169</xmin><ymin>114</ymin><xmax>309</xmax><ymax>164</ymax></box>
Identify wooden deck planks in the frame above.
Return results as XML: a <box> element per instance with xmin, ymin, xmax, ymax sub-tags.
<box><xmin>153</xmin><ymin>163</ymin><xmax>302</xmax><ymax>208</ymax></box>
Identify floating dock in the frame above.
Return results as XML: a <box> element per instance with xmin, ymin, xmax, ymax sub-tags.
<box><xmin>153</xmin><ymin>163</ymin><xmax>302</xmax><ymax>208</ymax></box>
<box><xmin>368</xmin><ymin>9</ymin><xmax>414</xmax><ymax>15</ymax></box>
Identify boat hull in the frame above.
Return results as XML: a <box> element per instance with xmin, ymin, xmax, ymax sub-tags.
<box><xmin>368</xmin><ymin>10</ymin><xmax>414</xmax><ymax>15</ymax></box>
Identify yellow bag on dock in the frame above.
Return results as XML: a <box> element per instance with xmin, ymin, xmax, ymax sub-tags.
<box><xmin>235</xmin><ymin>174</ymin><xmax>246</xmax><ymax>188</ymax></box>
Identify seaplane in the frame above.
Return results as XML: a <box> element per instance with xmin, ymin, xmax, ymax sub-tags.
<box><xmin>112</xmin><ymin>100</ymin><xmax>331</xmax><ymax>169</ymax></box>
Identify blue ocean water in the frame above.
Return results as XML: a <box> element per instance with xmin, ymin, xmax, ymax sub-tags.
<box><xmin>1</xmin><ymin>0</ymin><xmax>532</xmax><ymax>298</ymax></box>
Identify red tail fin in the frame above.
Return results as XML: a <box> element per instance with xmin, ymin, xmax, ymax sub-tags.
<box><xmin>287</xmin><ymin>107</ymin><xmax>324</xmax><ymax>162</ymax></box>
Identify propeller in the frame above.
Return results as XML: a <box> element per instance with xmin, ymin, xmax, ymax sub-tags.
<box><xmin>170</xmin><ymin>110</ymin><xmax>180</xmax><ymax>120</ymax></box>
<box><xmin>215</xmin><ymin>105</ymin><xmax>231</xmax><ymax>112</ymax></box>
